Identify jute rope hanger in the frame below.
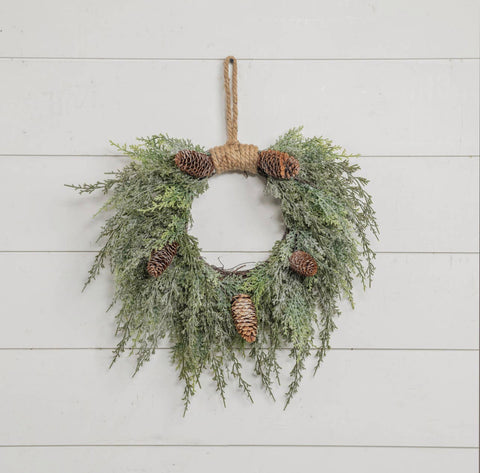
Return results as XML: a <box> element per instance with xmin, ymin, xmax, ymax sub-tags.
<box><xmin>210</xmin><ymin>56</ymin><xmax>259</xmax><ymax>174</ymax></box>
<box><xmin>224</xmin><ymin>56</ymin><xmax>238</xmax><ymax>145</ymax></box>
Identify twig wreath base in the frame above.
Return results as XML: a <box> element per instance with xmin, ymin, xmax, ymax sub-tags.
<box><xmin>68</xmin><ymin>58</ymin><xmax>378</xmax><ymax>412</ymax></box>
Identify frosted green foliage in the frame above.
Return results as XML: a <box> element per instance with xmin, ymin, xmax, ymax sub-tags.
<box><xmin>68</xmin><ymin>128</ymin><xmax>378</xmax><ymax>412</ymax></box>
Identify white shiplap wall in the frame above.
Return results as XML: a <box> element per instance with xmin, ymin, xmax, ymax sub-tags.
<box><xmin>0</xmin><ymin>1</ymin><xmax>478</xmax><ymax>472</ymax></box>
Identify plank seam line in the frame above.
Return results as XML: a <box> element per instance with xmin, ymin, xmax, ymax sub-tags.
<box><xmin>0</xmin><ymin>57</ymin><xmax>479</xmax><ymax>61</ymax></box>
<box><xmin>1</xmin><ymin>154</ymin><xmax>479</xmax><ymax>158</ymax></box>
<box><xmin>0</xmin><ymin>444</ymin><xmax>477</xmax><ymax>449</ymax></box>
<box><xmin>0</xmin><ymin>251</ymin><xmax>478</xmax><ymax>255</ymax></box>
<box><xmin>0</xmin><ymin>348</ymin><xmax>477</xmax><ymax>352</ymax></box>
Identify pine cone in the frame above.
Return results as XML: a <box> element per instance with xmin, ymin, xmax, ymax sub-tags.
<box><xmin>289</xmin><ymin>250</ymin><xmax>318</xmax><ymax>277</ymax></box>
<box><xmin>231</xmin><ymin>294</ymin><xmax>257</xmax><ymax>343</ymax></box>
<box><xmin>174</xmin><ymin>150</ymin><xmax>215</xmax><ymax>178</ymax></box>
<box><xmin>258</xmin><ymin>149</ymin><xmax>300</xmax><ymax>179</ymax></box>
<box><xmin>147</xmin><ymin>242</ymin><xmax>179</xmax><ymax>277</ymax></box>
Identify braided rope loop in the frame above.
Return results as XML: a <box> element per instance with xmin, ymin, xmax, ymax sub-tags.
<box><xmin>210</xmin><ymin>56</ymin><xmax>259</xmax><ymax>174</ymax></box>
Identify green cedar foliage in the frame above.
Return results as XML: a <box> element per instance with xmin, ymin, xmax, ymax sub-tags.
<box><xmin>68</xmin><ymin>128</ymin><xmax>378</xmax><ymax>413</ymax></box>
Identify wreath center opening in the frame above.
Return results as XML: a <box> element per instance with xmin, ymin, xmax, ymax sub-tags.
<box><xmin>189</xmin><ymin>173</ymin><xmax>286</xmax><ymax>270</ymax></box>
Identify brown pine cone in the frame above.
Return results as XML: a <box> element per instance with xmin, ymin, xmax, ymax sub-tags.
<box><xmin>174</xmin><ymin>150</ymin><xmax>215</xmax><ymax>178</ymax></box>
<box><xmin>289</xmin><ymin>250</ymin><xmax>318</xmax><ymax>277</ymax></box>
<box><xmin>231</xmin><ymin>294</ymin><xmax>257</xmax><ymax>343</ymax></box>
<box><xmin>258</xmin><ymin>149</ymin><xmax>300</xmax><ymax>179</ymax></box>
<box><xmin>147</xmin><ymin>242</ymin><xmax>179</xmax><ymax>277</ymax></box>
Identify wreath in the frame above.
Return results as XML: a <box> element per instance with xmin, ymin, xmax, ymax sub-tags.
<box><xmin>69</xmin><ymin>57</ymin><xmax>378</xmax><ymax>412</ymax></box>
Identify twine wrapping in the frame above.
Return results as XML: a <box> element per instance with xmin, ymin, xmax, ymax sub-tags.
<box><xmin>210</xmin><ymin>142</ymin><xmax>259</xmax><ymax>174</ymax></box>
<box><xmin>210</xmin><ymin>56</ymin><xmax>259</xmax><ymax>174</ymax></box>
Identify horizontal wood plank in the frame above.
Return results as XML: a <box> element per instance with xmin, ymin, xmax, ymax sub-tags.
<box><xmin>0</xmin><ymin>156</ymin><xmax>477</xmax><ymax>252</ymax></box>
<box><xmin>0</xmin><ymin>0</ymin><xmax>478</xmax><ymax>59</ymax></box>
<box><xmin>0</xmin><ymin>60</ymin><xmax>478</xmax><ymax>156</ymax></box>
<box><xmin>0</xmin><ymin>252</ymin><xmax>477</xmax><ymax>349</ymax></box>
<box><xmin>0</xmin><ymin>446</ymin><xmax>477</xmax><ymax>473</ymax></box>
<box><xmin>0</xmin><ymin>350</ymin><xmax>477</xmax><ymax>446</ymax></box>
<box><xmin>191</xmin><ymin>156</ymin><xmax>480</xmax><ymax>252</ymax></box>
